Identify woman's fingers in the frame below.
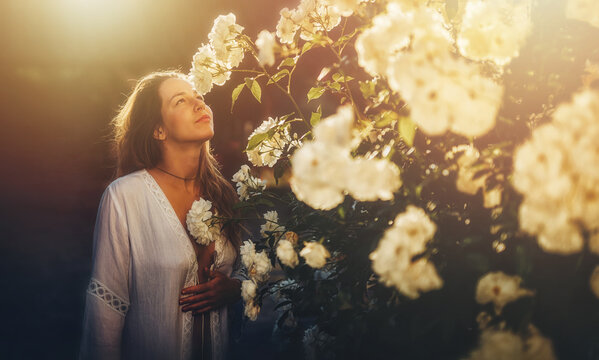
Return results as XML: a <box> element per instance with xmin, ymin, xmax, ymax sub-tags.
<box><xmin>181</xmin><ymin>282</ymin><xmax>210</xmax><ymax>295</ymax></box>
<box><xmin>181</xmin><ymin>270</ymin><xmax>222</xmax><ymax>295</ymax></box>
<box><xmin>181</xmin><ymin>298</ymin><xmax>214</xmax><ymax>312</ymax></box>
<box><xmin>179</xmin><ymin>291</ymin><xmax>214</xmax><ymax>305</ymax></box>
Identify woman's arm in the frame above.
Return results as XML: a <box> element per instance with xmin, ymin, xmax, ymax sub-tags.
<box><xmin>79</xmin><ymin>184</ymin><xmax>131</xmax><ymax>360</ymax></box>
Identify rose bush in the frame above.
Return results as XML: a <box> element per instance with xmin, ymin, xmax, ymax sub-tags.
<box><xmin>188</xmin><ymin>1</ymin><xmax>599</xmax><ymax>358</ymax></box>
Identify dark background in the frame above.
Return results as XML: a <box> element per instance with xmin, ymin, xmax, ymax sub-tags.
<box><xmin>0</xmin><ymin>0</ymin><xmax>306</xmax><ymax>358</ymax></box>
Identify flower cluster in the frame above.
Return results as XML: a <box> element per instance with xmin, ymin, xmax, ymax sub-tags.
<box><xmin>290</xmin><ymin>105</ymin><xmax>402</xmax><ymax>210</ymax></box>
<box><xmin>260</xmin><ymin>211</ymin><xmax>285</xmax><ymax>239</ymax></box>
<box><xmin>513</xmin><ymin>89</ymin><xmax>599</xmax><ymax>254</ymax></box>
<box><xmin>325</xmin><ymin>0</ymin><xmax>367</xmax><ymax>16</ymax></box>
<box><xmin>255</xmin><ymin>30</ymin><xmax>277</xmax><ymax>67</ymax></box>
<box><xmin>475</xmin><ymin>272</ymin><xmax>534</xmax><ymax>315</ymax></box>
<box><xmin>276</xmin><ymin>234</ymin><xmax>300</xmax><ymax>268</ymax></box>
<box><xmin>369</xmin><ymin>206</ymin><xmax>443</xmax><ymax>299</ymax></box>
<box><xmin>356</xmin><ymin>3</ymin><xmax>504</xmax><ymax>138</ymax></box>
<box><xmin>240</xmin><ymin>240</ymin><xmax>273</xmax><ymax>320</ymax></box>
<box><xmin>464</xmin><ymin>327</ymin><xmax>556</xmax><ymax>360</ymax></box>
<box><xmin>185</xmin><ymin>199</ymin><xmax>221</xmax><ymax>245</ymax></box>
<box><xmin>566</xmin><ymin>0</ymin><xmax>599</xmax><ymax>28</ymax></box>
<box><xmin>246</xmin><ymin>117</ymin><xmax>292</xmax><ymax>167</ymax></box>
<box><xmin>299</xmin><ymin>242</ymin><xmax>330</xmax><ymax>268</ymax></box>
<box><xmin>457</xmin><ymin>0</ymin><xmax>532</xmax><ymax>66</ymax></box>
<box><xmin>186</xmin><ymin>1</ymin><xmax>599</xmax><ymax>355</ymax></box>
<box><xmin>276</xmin><ymin>0</ymin><xmax>343</xmax><ymax>44</ymax></box>
<box><xmin>188</xmin><ymin>13</ymin><xmax>245</xmax><ymax>94</ymax></box>
<box><xmin>231</xmin><ymin>164</ymin><xmax>266</xmax><ymax>201</ymax></box>
<box><xmin>451</xmin><ymin>145</ymin><xmax>502</xmax><ymax>208</ymax></box>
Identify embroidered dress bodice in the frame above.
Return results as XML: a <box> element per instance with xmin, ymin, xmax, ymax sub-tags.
<box><xmin>79</xmin><ymin>169</ymin><xmax>237</xmax><ymax>360</ymax></box>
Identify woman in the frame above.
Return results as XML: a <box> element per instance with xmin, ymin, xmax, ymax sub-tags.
<box><xmin>80</xmin><ymin>71</ymin><xmax>243</xmax><ymax>360</ymax></box>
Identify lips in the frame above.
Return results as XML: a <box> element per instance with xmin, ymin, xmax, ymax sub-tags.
<box><xmin>196</xmin><ymin>114</ymin><xmax>211</xmax><ymax>123</ymax></box>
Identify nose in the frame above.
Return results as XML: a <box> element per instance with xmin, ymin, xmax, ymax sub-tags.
<box><xmin>194</xmin><ymin>98</ymin><xmax>205</xmax><ymax>112</ymax></box>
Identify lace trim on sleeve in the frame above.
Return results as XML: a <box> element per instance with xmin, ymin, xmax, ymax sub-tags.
<box><xmin>87</xmin><ymin>278</ymin><xmax>130</xmax><ymax>316</ymax></box>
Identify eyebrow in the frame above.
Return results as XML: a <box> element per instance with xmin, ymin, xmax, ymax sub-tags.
<box><xmin>168</xmin><ymin>91</ymin><xmax>204</xmax><ymax>104</ymax></box>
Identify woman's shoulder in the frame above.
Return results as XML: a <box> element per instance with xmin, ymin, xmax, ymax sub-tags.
<box><xmin>104</xmin><ymin>169</ymin><xmax>148</xmax><ymax>199</ymax></box>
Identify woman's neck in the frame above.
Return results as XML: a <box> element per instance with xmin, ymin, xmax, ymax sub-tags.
<box><xmin>154</xmin><ymin>142</ymin><xmax>204</xmax><ymax>190</ymax></box>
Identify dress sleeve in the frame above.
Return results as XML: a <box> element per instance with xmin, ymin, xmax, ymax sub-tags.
<box><xmin>79</xmin><ymin>184</ymin><xmax>131</xmax><ymax>360</ymax></box>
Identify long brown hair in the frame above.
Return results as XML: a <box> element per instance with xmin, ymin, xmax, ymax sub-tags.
<box><xmin>110</xmin><ymin>70</ymin><xmax>241</xmax><ymax>247</ymax></box>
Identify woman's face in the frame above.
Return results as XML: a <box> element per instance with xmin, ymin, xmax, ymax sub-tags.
<box><xmin>157</xmin><ymin>77</ymin><xmax>214</xmax><ymax>144</ymax></box>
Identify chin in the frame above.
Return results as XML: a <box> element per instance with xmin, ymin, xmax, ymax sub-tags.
<box><xmin>202</xmin><ymin>131</ymin><xmax>215</xmax><ymax>142</ymax></box>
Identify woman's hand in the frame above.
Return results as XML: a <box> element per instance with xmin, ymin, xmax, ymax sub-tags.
<box><xmin>179</xmin><ymin>269</ymin><xmax>241</xmax><ymax>315</ymax></box>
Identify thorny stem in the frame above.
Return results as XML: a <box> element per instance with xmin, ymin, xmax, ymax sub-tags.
<box><xmin>230</xmin><ymin>69</ymin><xmax>263</xmax><ymax>74</ymax></box>
<box><xmin>242</xmin><ymin>35</ymin><xmax>310</xmax><ymax>129</ymax></box>
<box><xmin>260</xmin><ymin>61</ymin><xmax>310</xmax><ymax>130</ymax></box>
<box><xmin>319</xmin><ymin>18</ymin><xmax>363</xmax><ymax>122</ymax></box>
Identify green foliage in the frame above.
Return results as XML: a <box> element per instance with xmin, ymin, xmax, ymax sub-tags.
<box><xmin>224</xmin><ymin>1</ymin><xmax>599</xmax><ymax>358</ymax></box>
<box><xmin>310</xmin><ymin>105</ymin><xmax>322</xmax><ymax>126</ymax></box>
<box><xmin>245</xmin><ymin>77</ymin><xmax>261</xmax><ymax>102</ymax></box>
<box><xmin>398</xmin><ymin>116</ymin><xmax>416</xmax><ymax>147</ymax></box>
<box><xmin>268</xmin><ymin>69</ymin><xmax>290</xmax><ymax>84</ymax></box>
<box><xmin>307</xmin><ymin>86</ymin><xmax>326</xmax><ymax>102</ymax></box>
<box><xmin>230</xmin><ymin>83</ymin><xmax>245</xmax><ymax>112</ymax></box>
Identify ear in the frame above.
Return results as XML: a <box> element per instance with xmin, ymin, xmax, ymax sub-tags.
<box><xmin>153</xmin><ymin>126</ymin><xmax>167</xmax><ymax>141</ymax></box>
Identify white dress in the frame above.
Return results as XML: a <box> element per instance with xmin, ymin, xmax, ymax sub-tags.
<box><xmin>79</xmin><ymin>169</ymin><xmax>239</xmax><ymax>360</ymax></box>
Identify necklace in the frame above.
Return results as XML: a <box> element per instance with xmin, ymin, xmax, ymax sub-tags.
<box><xmin>155</xmin><ymin>167</ymin><xmax>197</xmax><ymax>181</ymax></box>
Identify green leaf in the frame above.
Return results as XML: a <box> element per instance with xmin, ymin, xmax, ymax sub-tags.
<box><xmin>279</xmin><ymin>112</ymin><xmax>295</xmax><ymax>122</ymax></box>
<box><xmin>268</xmin><ymin>69</ymin><xmax>290</xmax><ymax>84</ymax></box>
<box><xmin>334</xmin><ymin>28</ymin><xmax>359</xmax><ymax>47</ymax></box>
<box><xmin>278</xmin><ymin>57</ymin><xmax>296</xmax><ymax>69</ymax></box>
<box><xmin>337</xmin><ymin>206</ymin><xmax>345</xmax><ymax>220</ymax></box>
<box><xmin>398</xmin><ymin>116</ymin><xmax>417</xmax><ymax>147</ymax></box>
<box><xmin>302</xmin><ymin>41</ymin><xmax>316</xmax><ymax>54</ymax></box>
<box><xmin>359</xmin><ymin>80</ymin><xmax>376</xmax><ymax>99</ymax></box>
<box><xmin>332</xmin><ymin>73</ymin><xmax>354</xmax><ymax>83</ymax></box>
<box><xmin>245</xmin><ymin>78</ymin><xmax>262</xmax><ymax>103</ymax></box>
<box><xmin>246</xmin><ymin>131</ymin><xmax>269</xmax><ymax>151</ymax></box>
<box><xmin>307</xmin><ymin>86</ymin><xmax>326</xmax><ymax>102</ymax></box>
<box><xmin>274</xmin><ymin>300</ymin><xmax>292</xmax><ymax>310</ymax></box>
<box><xmin>328</xmin><ymin>81</ymin><xmax>341</xmax><ymax>92</ymax></box>
<box><xmin>375</xmin><ymin>111</ymin><xmax>399</xmax><ymax>128</ymax></box>
<box><xmin>230</xmin><ymin>83</ymin><xmax>245</xmax><ymax>113</ymax></box>
<box><xmin>253</xmin><ymin>197</ymin><xmax>276</xmax><ymax>208</ymax></box>
<box><xmin>310</xmin><ymin>109</ymin><xmax>321</xmax><ymax>126</ymax></box>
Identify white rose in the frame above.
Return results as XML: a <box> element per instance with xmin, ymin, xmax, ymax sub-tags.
<box><xmin>256</xmin><ymin>30</ymin><xmax>276</xmax><ymax>67</ymax></box>
<box><xmin>276</xmin><ymin>8</ymin><xmax>299</xmax><ymax>44</ymax></box>
<box><xmin>457</xmin><ymin>0</ymin><xmax>532</xmax><ymax>66</ymax></box>
<box><xmin>244</xmin><ymin>300</ymin><xmax>260</xmax><ymax>321</ymax></box>
<box><xmin>260</xmin><ymin>211</ymin><xmax>285</xmax><ymax>238</ymax></box>
<box><xmin>251</xmin><ymin>251</ymin><xmax>272</xmax><ymax>283</ymax></box>
<box><xmin>300</xmin><ymin>242</ymin><xmax>331</xmax><ymax>268</ymax></box>
<box><xmin>475</xmin><ymin>272</ymin><xmax>534</xmax><ymax>315</ymax></box>
<box><xmin>276</xmin><ymin>239</ymin><xmax>299</xmax><ymax>268</ymax></box>
<box><xmin>240</xmin><ymin>240</ymin><xmax>256</xmax><ymax>269</ymax></box>
<box><xmin>241</xmin><ymin>280</ymin><xmax>257</xmax><ymax>302</ymax></box>
<box><xmin>208</xmin><ymin>13</ymin><xmax>245</xmax><ymax>67</ymax></box>
<box><xmin>186</xmin><ymin>198</ymin><xmax>219</xmax><ymax>245</ymax></box>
